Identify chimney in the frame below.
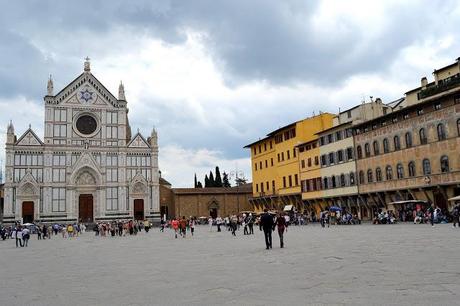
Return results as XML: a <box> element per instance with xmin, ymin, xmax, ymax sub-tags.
<box><xmin>421</xmin><ymin>77</ymin><xmax>428</xmax><ymax>89</ymax></box>
<box><xmin>433</xmin><ymin>70</ymin><xmax>439</xmax><ymax>85</ymax></box>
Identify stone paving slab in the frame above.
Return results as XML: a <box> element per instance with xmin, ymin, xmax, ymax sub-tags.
<box><xmin>0</xmin><ymin>223</ymin><xmax>459</xmax><ymax>305</ymax></box>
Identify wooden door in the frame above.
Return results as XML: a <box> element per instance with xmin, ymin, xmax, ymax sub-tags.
<box><xmin>79</xmin><ymin>194</ymin><xmax>94</xmax><ymax>223</ymax></box>
<box><xmin>134</xmin><ymin>199</ymin><xmax>144</xmax><ymax>220</ymax></box>
<box><xmin>22</xmin><ymin>201</ymin><xmax>34</xmax><ymax>223</ymax></box>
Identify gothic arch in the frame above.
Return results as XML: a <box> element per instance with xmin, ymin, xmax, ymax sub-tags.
<box><xmin>71</xmin><ymin>166</ymin><xmax>102</xmax><ymax>186</ymax></box>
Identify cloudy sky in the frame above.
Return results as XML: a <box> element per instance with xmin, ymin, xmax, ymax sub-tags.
<box><xmin>0</xmin><ymin>0</ymin><xmax>459</xmax><ymax>186</ymax></box>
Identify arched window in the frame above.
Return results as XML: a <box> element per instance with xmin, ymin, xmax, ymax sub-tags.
<box><xmin>437</xmin><ymin>123</ymin><xmax>446</xmax><ymax>140</ymax></box>
<box><xmin>405</xmin><ymin>132</ymin><xmax>412</xmax><ymax>148</ymax></box>
<box><xmin>408</xmin><ymin>161</ymin><xmax>416</xmax><ymax>177</ymax></box>
<box><xmin>441</xmin><ymin>155</ymin><xmax>450</xmax><ymax>173</ymax></box>
<box><xmin>323</xmin><ymin>177</ymin><xmax>329</xmax><ymax>189</ymax></box>
<box><xmin>383</xmin><ymin>138</ymin><xmax>389</xmax><ymax>153</ymax></box>
<box><xmin>394</xmin><ymin>135</ymin><xmax>401</xmax><ymax>150</ymax></box>
<box><xmin>340</xmin><ymin>174</ymin><xmax>346</xmax><ymax>187</ymax></box>
<box><xmin>373</xmin><ymin>141</ymin><xmax>380</xmax><ymax>155</ymax></box>
<box><xmin>423</xmin><ymin>159</ymin><xmax>431</xmax><ymax>175</ymax></box>
<box><xmin>386</xmin><ymin>165</ymin><xmax>393</xmax><ymax>180</ymax></box>
<box><xmin>332</xmin><ymin>176</ymin><xmax>337</xmax><ymax>188</ymax></box>
<box><xmin>457</xmin><ymin>119</ymin><xmax>460</xmax><ymax>136</ymax></box>
<box><xmin>359</xmin><ymin>171</ymin><xmax>365</xmax><ymax>184</ymax></box>
<box><xmin>349</xmin><ymin>172</ymin><xmax>355</xmax><ymax>185</ymax></box>
<box><xmin>367</xmin><ymin>169</ymin><xmax>373</xmax><ymax>183</ymax></box>
<box><xmin>364</xmin><ymin>143</ymin><xmax>371</xmax><ymax>157</ymax></box>
<box><xmin>397</xmin><ymin>163</ymin><xmax>404</xmax><ymax>179</ymax></box>
<box><xmin>419</xmin><ymin>128</ymin><xmax>427</xmax><ymax>145</ymax></box>
<box><xmin>357</xmin><ymin>146</ymin><xmax>363</xmax><ymax>159</ymax></box>
<box><xmin>376</xmin><ymin>167</ymin><xmax>382</xmax><ymax>182</ymax></box>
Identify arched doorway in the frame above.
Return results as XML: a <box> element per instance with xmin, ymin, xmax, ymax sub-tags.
<box><xmin>134</xmin><ymin>199</ymin><xmax>144</xmax><ymax>220</ymax></box>
<box><xmin>22</xmin><ymin>202</ymin><xmax>34</xmax><ymax>223</ymax></box>
<box><xmin>79</xmin><ymin>194</ymin><xmax>94</xmax><ymax>223</ymax></box>
<box><xmin>208</xmin><ymin>200</ymin><xmax>219</xmax><ymax>219</ymax></box>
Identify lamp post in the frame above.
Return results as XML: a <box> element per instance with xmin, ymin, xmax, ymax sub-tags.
<box><xmin>229</xmin><ymin>170</ymin><xmax>245</xmax><ymax>215</ymax></box>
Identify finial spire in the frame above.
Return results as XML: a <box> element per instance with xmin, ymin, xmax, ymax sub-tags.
<box><xmin>118</xmin><ymin>80</ymin><xmax>126</xmax><ymax>100</ymax></box>
<box><xmin>47</xmin><ymin>74</ymin><xmax>53</xmax><ymax>96</ymax></box>
<box><xmin>84</xmin><ymin>56</ymin><xmax>91</xmax><ymax>72</ymax></box>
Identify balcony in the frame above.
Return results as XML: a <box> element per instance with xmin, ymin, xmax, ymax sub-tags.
<box><xmin>418</xmin><ymin>73</ymin><xmax>460</xmax><ymax>99</ymax></box>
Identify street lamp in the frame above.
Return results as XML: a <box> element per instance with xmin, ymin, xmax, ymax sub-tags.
<box><xmin>229</xmin><ymin>170</ymin><xmax>245</xmax><ymax>214</ymax></box>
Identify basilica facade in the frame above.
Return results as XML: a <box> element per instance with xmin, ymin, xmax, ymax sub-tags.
<box><xmin>3</xmin><ymin>59</ymin><xmax>160</xmax><ymax>224</ymax></box>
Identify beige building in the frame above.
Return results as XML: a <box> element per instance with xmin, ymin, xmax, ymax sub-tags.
<box><xmin>355</xmin><ymin>58</ymin><xmax>460</xmax><ymax>215</ymax></box>
<box><xmin>159</xmin><ymin>180</ymin><xmax>252</xmax><ymax>219</ymax></box>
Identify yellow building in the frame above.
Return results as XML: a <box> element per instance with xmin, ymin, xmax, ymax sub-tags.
<box><xmin>298</xmin><ymin>139</ymin><xmax>323</xmax><ymax>216</ymax></box>
<box><xmin>245</xmin><ymin>113</ymin><xmax>334</xmax><ymax>212</ymax></box>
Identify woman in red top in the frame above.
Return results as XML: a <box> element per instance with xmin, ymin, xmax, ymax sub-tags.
<box><xmin>179</xmin><ymin>216</ymin><xmax>187</xmax><ymax>238</ymax></box>
<box><xmin>171</xmin><ymin>218</ymin><xmax>179</xmax><ymax>239</ymax></box>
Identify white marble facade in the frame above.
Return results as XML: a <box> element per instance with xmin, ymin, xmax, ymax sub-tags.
<box><xmin>3</xmin><ymin>59</ymin><xmax>160</xmax><ymax>224</ymax></box>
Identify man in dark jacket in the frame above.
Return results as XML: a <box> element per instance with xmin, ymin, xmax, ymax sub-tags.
<box><xmin>259</xmin><ymin>209</ymin><xmax>274</xmax><ymax>249</ymax></box>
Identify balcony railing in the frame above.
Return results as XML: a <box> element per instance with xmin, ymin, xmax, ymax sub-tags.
<box><xmin>418</xmin><ymin>73</ymin><xmax>460</xmax><ymax>99</ymax></box>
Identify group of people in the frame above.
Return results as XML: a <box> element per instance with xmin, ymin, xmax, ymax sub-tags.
<box><xmin>259</xmin><ymin>209</ymin><xmax>288</xmax><ymax>249</ymax></box>
<box><xmin>170</xmin><ymin>216</ymin><xmax>196</xmax><ymax>238</ymax></box>
<box><xmin>93</xmin><ymin>220</ymin><xmax>152</xmax><ymax>237</ymax></box>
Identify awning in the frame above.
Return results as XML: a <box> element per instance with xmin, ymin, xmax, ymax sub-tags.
<box><xmin>388</xmin><ymin>200</ymin><xmax>428</xmax><ymax>205</ymax></box>
<box><xmin>283</xmin><ymin>205</ymin><xmax>293</xmax><ymax>211</ymax></box>
<box><xmin>448</xmin><ymin>195</ymin><xmax>460</xmax><ymax>202</ymax></box>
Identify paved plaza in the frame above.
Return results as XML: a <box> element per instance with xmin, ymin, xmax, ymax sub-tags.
<box><xmin>1</xmin><ymin>223</ymin><xmax>459</xmax><ymax>305</ymax></box>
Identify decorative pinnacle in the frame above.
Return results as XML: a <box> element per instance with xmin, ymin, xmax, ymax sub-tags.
<box><xmin>84</xmin><ymin>56</ymin><xmax>91</xmax><ymax>72</ymax></box>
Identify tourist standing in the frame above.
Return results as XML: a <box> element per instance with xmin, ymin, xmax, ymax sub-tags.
<box><xmin>208</xmin><ymin>217</ymin><xmax>213</xmax><ymax>232</ymax></box>
<box><xmin>189</xmin><ymin>217</ymin><xmax>196</xmax><ymax>236</ymax></box>
<box><xmin>179</xmin><ymin>216</ymin><xmax>187</xmax><ymax>238</ymax></box>
<box><xmin>274</xmin><ymin>213</ymin><xmax>287</xmax><ymax>248</ymax></box>
<box><xmin>216</xmin><ymin>216</ymin><xmax>222</xmax><ymax>232</ymax></box>
<box><xmin>22</xmin><ymin>227</ymin><xmax>30</xmax><ymax>247</ymax></box>
<box><xmin>427</xmin><ymin>203</ymin><xmax>436</xmax><ymax>227</ymax></box>
<box><xmin>259</xmin><ymin>209</ymin><xmax>274</xmax><ymax>249</ymax></box>
<box><xmin>248</xmin><ymin>214</ymin><xmax>254</xmax><ymax>235</ymax></box>
<box><xmin>171</xmin><ymin>218</ymin><xmax>179</xmax><ymax>238</ymax></box>
<box><xmin>14</xmin><ymin>225</ymin><xmax>23</xmax><ymax>248</ymax></box>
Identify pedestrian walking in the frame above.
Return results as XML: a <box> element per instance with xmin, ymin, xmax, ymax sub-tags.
<box><xmin>171</xmin><ymin>218</ymin><xmax>179</xmax><ymax>238</ymax></box>
<box><xmin>179</xmin><ymin>216</ymin><xmax>187</xmax><ymax>238</ymax></box>
<box><xmin>427</xmin><ymin>203</ymin><xmax>436</xmax><ymax>227</ymax></box>
<box><xmin>208</xmin><ymin>217</ymin><xmax>213</xmax><ymax>232</ymax></box>
<box><xmin>248</xmin><ymin>213</ymin><xmax>254</xmax><ymax>235</ymax></box>
<box><xmin>259</xmin><ymin>209</ymin><xmax>274</xmax><ymax>250</ymax></box>
<box><xmin>274</xmin><ymin>213</ymin><xmax>287</xmax><ymax>248</ymax></box>
<box><xmin>452</xmin><ymin>204</ymin><xmax>460</xmax><ymax>228</ymax></box>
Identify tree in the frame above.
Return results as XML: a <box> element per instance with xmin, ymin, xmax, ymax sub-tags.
<box><xmin>215</xmin><ymin>166</ymin><xmax>223</xmax><ymax>187</ymax></box>
<box><xmin>209</xmin><ymin>171</ymin><xmax>215</xmax><ymax>187</ymax></box>
<box><xmin>197</xmin><ymin>181</ymin><xmax>203</xmax><ymax>188</ymax></box>
<box><xmin>204</xmin><ymin>174</ymin><xmax>209</xmax><ymax>187</ymax></box>
<box><xmin>194</xmin><ymin>173</ymin><xmax>198</xmax><ymax>188</ymax></box>
<box><xmin>235</xmin><ymin>177</ymin><xmax>247</xmax><ymax>186</ymax></box>
<box><xmin>222</xmin><ymin>172</ymin><xmax>231</xmax><ymax>187</ymax></box>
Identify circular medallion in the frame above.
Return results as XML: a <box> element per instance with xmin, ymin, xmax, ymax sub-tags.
<box><xmin>76</xmin><ymin>115</ymin><xmax>97</xmax><ymax>135</ymax></box>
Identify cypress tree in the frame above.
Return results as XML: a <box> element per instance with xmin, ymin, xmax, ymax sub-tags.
<box><xmin>204</xmin><ymin>174</ymin><xmax>209</xmax><ymax>187</ymax></box>
<box><xmin>209</xmin><ymin>171</ymin><xmax>215</xmax><ymax>187</ymax></box>
<box><xmin>197</xmin><ymin>181</ymin><xmax>203</xmax><ymax>188</ymax></box>
<box><xmin>222</xmin><ymin>172</ymin><xmax>231</xmax><ymax>187</ymax></box>
<box><xmin>194</xmin><ymin>173</ymin><xmax>198</xmax><ymax>188</ymax></box>
<box><xmin>215</xmin><ymin>166</ymin><xmax>223</xmax><ymax>187</ymax></box>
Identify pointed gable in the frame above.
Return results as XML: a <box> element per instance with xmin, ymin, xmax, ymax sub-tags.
<box><xmin>127</xmin><ymin>133</ymin><xmax>150</xmax><ymax>148</ymax></box>
<box><xmin>15</xmin><ymin>128</ymin><xmax>44</xmax><ymax>146</ymax></box>
<box><xmin>48</xmin><ymin>73</ymin><xmax>119</xmax><ymax>108</ymax></box>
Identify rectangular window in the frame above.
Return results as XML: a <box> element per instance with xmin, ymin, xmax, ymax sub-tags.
<box><xmin>293</xmin><ymin>149</ymin><xmax>296</xmax><ymax>158</ymax></box>
<box><xmin>258</xmin><ymin>145</ymin><xmax>261</xmax><ymax>153</ymax></box>
<box><xmin>256</xmin><ymin>184</ymin><xmax>259</xmax><ymax>192</ymax></box>
<box><xmin>259</xmin><ymin>161</ymin><xmax>262</xmax><ymax>169</ymax></box>
<box><xmin>283</xmin><ymin>177</ymin><xmax>286</xmax><ymax>188</ymax></box>
<box><xmin>294</xmin><ymin>174</ymin><xmax>298</xmax><ymax>186</ymax></box>
<box><xmin>52</xmin><ymin>188</ymin><xmax>66</xmax><ymax>212</ymax></box>
<box><xmin>315</xmin><ymin>156</ymin><xmax>319</xmax><ymax>165</ymax></box>
<box><xmin>54</xmin><ymin>124</ymin><xmax>67</xmax><ymax>137</ymax></box>
<box><xmin>301</xmin><ymin>160</ymin><xmax>305</xmax><ymax>168</ymax></box>
<box><xmin>255</xmin><ymin>163</ymin><xmax>257</xmax><ymax>171</ymax></box>
<box><xmin>106</xmin><ymin>187</ymin><xmax>118</xmax><ymax>210</ymax></box>
<box><xmin>271</xmin><ymin>158</ymin><xmax>274</xmax><ymax>166</ymax></box>
<box><xmin>272</xmin><ymin>180</ymin><xmax>275</xmax><ymax>192</ymax></box>
<box><xmin>264</xmin><ymin>143</ymin><xmax>267</xmax><ymax>151</ymax></box>
<box><xmin>346</xmin><ymin>147</ymin><xmax>353</xmax><ymax>160</ymax></box>
<box><xmin>308</xmin><ymin>158</ymin><xmax>312</xmax><ymax>167</ymax></box>
<box><xmin>266</xmin><ymin>181</ymin><xmax>269</xmax><ymax>191</ymax></box>
<box><xmin>287</xmin><ymin>150</ymin><xmax>290</xmax><ymax>160</ymax></box>
<box><xmin>52</xmin><ymin>168</ymin><xmax>66</xmax><ymax>182</ymax></box>
<box><xmin>281</xmin><ymin>152</ymin><xmax>284</xmax><ymax>161</ymax></box>
<box><xmin>288</xmin><ymin>175</ymin><xmax>292</xmax><ymax>187</ymax></box>
<box><xmin>265</xmin><ymin>160</ymin><xmax>268</xmax><ymax>168</ymax></box>
<box><xmin>106</xmin><ymin>169</ymin><xmax>118</xmax><ymax>182</ymax></box>
<box><xmin>107</xmin><ymin>126</ymin><xmax>118</xmax><ymax>139</ymax></box>
<box><xmin>270</xmin><ymin>141</ymin><xmax>273</xmax><ymax>149</ymax></box>
<box><xmin>107</xmin><ymin>112</ymin><xmax>118</xmax><ymax>124</ymax></box>
<box><xmin>54</xmin><ymin>109</ymin><xmax>67</xmax><ymax>122</ymax></box>
<box><xmin>261</xmin><ymin>182</ymin><xmax>264</xmax><ymax>193</ymax></box>
<box><xmin>336</xmin><ymin>131</ymin><xmax>342</xmax><ymax>141</ymax></box>
<box><xmin>277</xmin><ymin>154</ymin><xmax>280</xmax><ymax>162</ymax></box>
<box><xmin>53</xmin><ymin>154</ymin><xmax>66</xmax><ymax>166</ymax></box>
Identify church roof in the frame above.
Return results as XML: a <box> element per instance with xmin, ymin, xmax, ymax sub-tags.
<box><xmin>15</xmin><ymin>127</ymin><xmax>44</xmax><ymax>146</ymax></box>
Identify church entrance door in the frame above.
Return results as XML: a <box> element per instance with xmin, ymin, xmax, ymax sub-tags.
<box><xmin>22</xmin><ymin>201</ymin><xmax>34</xmax><ymax>223</ymax></box>
<box><xmin>134</xmin><ymin>199</ymin><xmax>144</xmax><ymax>220</ymax></box>
<box><xmin>79</xmin><ymin>194</ymin><xmax>94</xmax><ymax>223</ymax></box>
